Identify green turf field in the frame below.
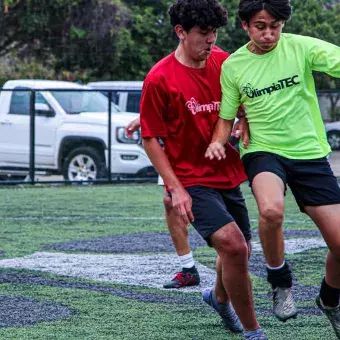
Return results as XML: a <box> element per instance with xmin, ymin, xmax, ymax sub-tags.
<box><xmin>0</xmin><ymin>183</ymin><xmax>335</xmax><ymax>339</ymax></box>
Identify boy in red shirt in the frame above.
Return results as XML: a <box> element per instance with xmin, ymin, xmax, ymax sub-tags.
<box><xmin>140</xmin><ymin>1</ymin><xmax>265</xmax><ymax>339</ymax></box>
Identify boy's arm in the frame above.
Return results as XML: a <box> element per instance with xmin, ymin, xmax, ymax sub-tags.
<box><xmin>205</xmin><ymin>118</ymin><xmax>234</xmax><ymax>160</ymax></box>
<box><xmin>143</xmin><ymin>137</ymin><xmax>194</xmax><ymax>225</ymax></box>
<box><xmin>140</xmin><ymin>79</ymin><xmax>194</xmax><ymax>225</ymax></box>
<box><xmin>125</xmin><ymin>116</ymin><xmax>140</xmax><ymax>138</ymax></box>
<box><xmin>306</xmin><ymin>37</ymin><xmax>340</xmax><ymax>77</ymax></box>
<box><xmin>232</xmin><ymin>106</ymin><xmax>250</xmax><ymax>148</ymax></box>
<box><xmin>205</xmin><ymin>60</ymin><xmax>243</xmax><ymax>159</ymax></box>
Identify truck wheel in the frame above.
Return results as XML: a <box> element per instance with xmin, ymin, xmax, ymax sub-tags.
<box><xmin>63</xmin><ymin>147</ymin><xmax>107</xmax><ymax>182</ymax></box>
<box><xmin>327</xmin><ymin>131</ymin><xmax>340</xmax><ymax>150</ymax></box>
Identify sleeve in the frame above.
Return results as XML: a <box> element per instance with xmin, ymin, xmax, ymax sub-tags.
<box><xmin>140</xmin><ymin>77</ymin><xmax>168</xmax><ymax>139</ymax></box>
<box><xmin>219</xmin><ymin>60</ymin><xmax>241</xmax><ymax>120</ymax></box>
<box><xmin>305</xmin><ymin>36</ymin><xmax>340</xmax><ymax>78</ymax></box>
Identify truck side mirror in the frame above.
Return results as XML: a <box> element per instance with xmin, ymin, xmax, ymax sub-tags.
<box><xmin>35</xmin><ymin>103</ymin><xmax>55</xmax><ymax>117</ymax></box>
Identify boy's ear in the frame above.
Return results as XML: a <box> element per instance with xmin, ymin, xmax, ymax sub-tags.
<box><xmin>174</xmin><ymin>24</ymin><xmax>186</xmax><ymax>41</ymax></box>
<box><xmin>241</xmin><ymin>21</ymin><xmax>249</xmax><ymax>31</ymax></box>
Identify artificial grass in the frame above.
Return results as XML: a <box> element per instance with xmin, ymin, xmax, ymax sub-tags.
<box><xmin>0</xmin><ymin>183</ymin><xmax>335</xmax><ymax>339</ymax></box>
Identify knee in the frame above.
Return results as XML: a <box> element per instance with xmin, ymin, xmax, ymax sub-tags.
<box><xmin>218</xmin><ymin>237</ymin><xmax>248</xmax><ymax>261</ymax></box>
<box><xmin>259</xmin><ymin>204</ymin><xmax>284</xmax><ymax>226</ymax></box>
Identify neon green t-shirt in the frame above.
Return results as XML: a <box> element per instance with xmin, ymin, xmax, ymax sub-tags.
<box><xmin>220</xmin><ymin>33</ymin><xmax>340</xmax><ymax>159</ymax></box>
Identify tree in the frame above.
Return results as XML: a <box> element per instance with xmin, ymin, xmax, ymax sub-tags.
<box><xmin>0</xmin><ymin>0</ymin><xmax>132</xmax><ymax>81</ymax></box>
<box><xmin>0</xmin><ymin>0</ymin><xmax>338</xmax><ymax>84</ymax></box>
<box><xmin>115</xmin><ymin>0</ymin><xmax>176</xmax><ymax>80</ymax></box>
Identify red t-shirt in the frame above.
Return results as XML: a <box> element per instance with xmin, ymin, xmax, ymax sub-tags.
<box><xmin>140</xmin><ymin>47</ymin><xmax>247</xmax><ymax>189</ymax></box>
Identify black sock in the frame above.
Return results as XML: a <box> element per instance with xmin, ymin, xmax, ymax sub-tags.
<box><xmin>182</xmin><ymin>266</ymin><xmax>196</xmax><ymax>273</ymax></box>
<box><xmin>266</xmin><ymin>262</ymin><xmax>293</xmax><ymax>289</ymax></box>
<box><xmin>320</xmin><ymin>277</ymin><xmax>340</xmax><ymax>308</ymax></box>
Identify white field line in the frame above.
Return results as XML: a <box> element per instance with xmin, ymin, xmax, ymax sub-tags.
<box><xmin>0</xmin><ymin>237</ymin><xmax>327</xmax><ymax>291</ymax></box>
<box><xmin>0</xmin><ymin>216</ymin><xmax>312</xmax><ymax>224</ymax></box>
<box><xmin>0</xmin><ymin>252</ymin><xmax>216</xmax><ymax>292</ymax></box>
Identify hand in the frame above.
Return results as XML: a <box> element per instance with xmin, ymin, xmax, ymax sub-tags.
<box><xmin>171</xmin><ymin>187</ymin><xmax>194</xmax><ymax>225</ymax></box>
<box><xmin>205</xmin><ymin>141</ymin><xmax>226</xmax><ymax>160</ymax></box>
<box><xmin>125</xmin><ymin>116</ymin><xmax>141</xmax><ymax>138</ymax></box>
<box><xmin>231</xmin><ymin>116</ymin><xmax>250</xmax><ymax>149</ymax></box>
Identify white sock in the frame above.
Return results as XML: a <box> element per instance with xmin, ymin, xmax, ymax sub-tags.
<box><xmin>320</xmin><ymin>297</ymin><xmax>339</xmax><ymax>310</ymax></box>
<box><xmin>266</xmin><ymin>260</ymin><xmax>285</xmax><ymax>270</ymax></box>
<box><xmin>179</xmin><ymin>252</ymin><xmax>195</xmax><ymax>269</ymax></box>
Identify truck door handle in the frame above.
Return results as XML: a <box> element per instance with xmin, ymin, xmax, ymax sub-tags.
<box><xmin>0</xmin><ymin>121</ymin><xmax>13</xmax><ymax>126</ymax></box>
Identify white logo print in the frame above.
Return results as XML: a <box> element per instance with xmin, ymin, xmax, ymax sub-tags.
<box><xmin>185</xmin><ymin>97</ymin><xmax>220</xmax><ymax>115</ymax></box>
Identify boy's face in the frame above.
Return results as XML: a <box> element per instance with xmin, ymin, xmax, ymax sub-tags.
<box><xmin>242</xmin><ymin>10</ymin><xmax>284</xmax><ymax>54</ymax></box>
<box><xmin>177</xmin><ymin>25</ymin><xmax>218</xmax><ymax>62</ymax></box>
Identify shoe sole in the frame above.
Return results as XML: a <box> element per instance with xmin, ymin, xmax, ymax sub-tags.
<box><xmin>275</xmin><ymin>311</ymin><xmax>298</xmax><ymax>322</ymax></box>
<box><xmin>163</xmin><ymin>282</ymin><xmax>200</xmax><ymax>289</ymax></box>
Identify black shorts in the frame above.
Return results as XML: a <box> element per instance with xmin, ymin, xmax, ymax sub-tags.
<box><xmin>242</xmin><ymin>151</ymin><xmax>340</xmax><ymax>212</ymax></box>
<box><xmin>185</xmin><ymin>185</ymin><xmax>251</xmax><ymax>246</ymax></box>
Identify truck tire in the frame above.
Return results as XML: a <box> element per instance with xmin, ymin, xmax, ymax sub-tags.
<box><xmin>327</xmin><ymin>131</ymin><xmax>340</xmax><ymax>151</ymax></box>
<box><xmin>63</xmin><ymin>146</ymin><xmax>107</xmax><ymax>182</ymax></box>
<box><xmin>0</xmin><ymin>175</ymin><xmax>27</xmax><ymax>181</ymax></box>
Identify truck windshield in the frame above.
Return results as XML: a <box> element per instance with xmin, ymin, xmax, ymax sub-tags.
<box><xmin>51</xmin><ymin>90</ymin><xmax>121</xmax><ymax>114</ymax></box>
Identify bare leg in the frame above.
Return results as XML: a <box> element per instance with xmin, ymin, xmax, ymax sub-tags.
<box><xmin>214</xmin><ymin>241</ymin><xmax>252</xmax><ymax>303</ymax></box>
<box><xmin>252</xmin><ymin>172</ymin><xmax>285</xmax><ymax>267</ymax></box>
<box><xmin>306</xmin><ymin>205</ymin><xmax>340</xmax><ymax>337</ymax></box>
<box><xmin>251</xmin><ymin>172</ymin><xmax>297</xmax><ymax>322</ymax></box>
<box><xmin>305</xmin><ymin>205</ymin><xmax>340</xmax><ymax>289</ymax></box>
<box><xmin>211</xmin><ymin>223</ymin><xmax>259</xmax><ymax>331</ymax></box>
<box><xmin>163</xmin><ymin>189</ymin><xmax>191</xmax><ymax>256</ymax></box>
<box><xmin>215</xmin><ymin>256</ymin><xmax>229</xmax><ymax>303</ymax></box>
<box><xmin>162</xmin><ymin>189</ymin><xmax>199</xmax><ymax>289</ymax></box>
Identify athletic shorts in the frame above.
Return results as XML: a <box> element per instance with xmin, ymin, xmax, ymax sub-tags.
<box><xmin>185</xmin><ymin>185</ymin><xmax>251</xmax><ymax>246</ymax></box>
<box><xmin>242</xmin><ymin>151</ymin><xmax>340</xmax><ymax>212</ymax></box>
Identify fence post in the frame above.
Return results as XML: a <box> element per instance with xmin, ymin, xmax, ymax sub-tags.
<box><xmin>29</xmin><ymin>90</ymin><xmax>36</xmax><ymax>184</ymax></box>
<box><xmin>108</xmin><ymin>91</ymin><xmax>112</xmax><ymax>182</ymax></box>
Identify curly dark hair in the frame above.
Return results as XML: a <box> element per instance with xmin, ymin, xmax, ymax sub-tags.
<box><xmin>238</xmin><ymin>0</ymin><xmax>292</xmax><ymax>23</ymax></box>
<box><xmin>168</xmin><ymin>0</ymin><xmax>228</xmax><ymax>32</ymax></box>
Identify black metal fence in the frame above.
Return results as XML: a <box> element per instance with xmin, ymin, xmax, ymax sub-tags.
<box><xmin>0</xmin><ymin>87</ymin><xmax>157</xmax><ymax>185</ymax></box>
<box><xmin>0</xmin><ymin>87</ymin><xmax>339</xmax><ymax>186</ymax></box>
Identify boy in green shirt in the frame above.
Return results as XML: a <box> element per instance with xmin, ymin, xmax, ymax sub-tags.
<box><xmin>205</xmin><ymin>0</ymin><xmax>340</xmax><ymax>337</ymax></box>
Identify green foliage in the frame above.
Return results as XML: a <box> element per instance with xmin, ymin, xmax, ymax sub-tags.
<box><xmin>217</xmin><ymin>0</ymin><xmax>249</xmax><ymax>53</ymax></box>
<box><xmin>0</xmin><ymin>0</ymin><xmax>338</xmax><ymax>86</ymax></box>
<box><xmin>114</xmin><ymin>0</ymin><xmax>176</xmax><ymax>80</ymax></box>
<box><xmin>286</xmin><ymin>0</ymin><xmax>339</xmax><ymax>45</ymax></box>
<box><xmin>70</xmin><ymin>26</ymin><xmax>87</xmax><ymax>39</ymax></box>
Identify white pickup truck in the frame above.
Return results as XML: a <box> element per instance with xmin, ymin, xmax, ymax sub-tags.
<box><xmin>0</xmin><ymin>80</ymin><xmax>154</xmax><ymax>181</ymax></box>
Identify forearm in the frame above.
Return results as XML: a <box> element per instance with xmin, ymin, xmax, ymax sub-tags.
<box><xmin>142</xmin><ymin>137</ymin><xmax>182</xmax><ymax>191</ymax></box>
<box><xmin>211</xmin><ymin>118</ymin><xmax>235</xmax><ymax>145</ymax></box>
<box><xmin>236</xmin><ymin>105</ymin><xmax>246</xmax><ymax>118</ymax></box>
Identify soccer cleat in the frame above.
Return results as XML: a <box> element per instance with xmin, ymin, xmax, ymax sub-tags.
<box><xmin>163</xmin><ymin>268</ymin><xmax>200</xmax><ymax>289</ymax></box>
<box><xmin>203</xmin><ymin>288</ymin><xmax>243</xmax><ymax>333</ymax></box>
<box><xmin>244</xmin><ymin>332</ymin><xmax>268</xmax><ymax>340</ymax></box>
<box><xmin>272</xmin><ymin>287</ymin><xmax>298</xmax><ymax>322</ymax></box>
<box><xmin>316</xmin><ymin>296</ymin><xmax>340</xmax><ymax>339</ymax></box>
